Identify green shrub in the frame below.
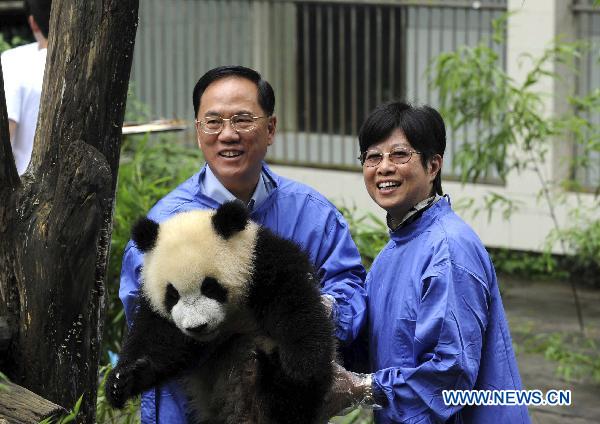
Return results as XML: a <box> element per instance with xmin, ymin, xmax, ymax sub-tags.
<box><xmin>514</xmin><ymin>324</ymin><xmax>600</xmax><ymax>384</ymax></box>
<box><xmin>96</xmin><ymin>364</ymin><xmax>141</xmax><ymax>424</ymax></box>
<box><xmin>330</xmin><ymin>408</ymin><xmax>374</xmax><ymax>424</ymax></box>
<box><xmin>39</xmin><ymin>396</ymin><xmax>83</xmax><ymax>424</ymax></box>
<box><xmin>488</xmin><ymin>248</ymin><xmax>568</xmax><ymax>281</ymax></box>
<box><xmin>103</xmin><ymin>135</ymin><xmax>202</xmax><ymax>360</ymax></box>
<box><xmin>552</xmin><ymin>216</ymin><xmax>600</xmax><ymax>288</ymax></box>
<box><xmin>0</xmin><ymin>34</ymin><xmax>29</xmax><ymax>54</ymax></box>
<box><xmin>338</xmin><ymin>206</ymin><xmax>388</xmax><ymax>269</ymax></box>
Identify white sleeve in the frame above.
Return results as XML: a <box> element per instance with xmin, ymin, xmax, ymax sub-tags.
<box><xmin>1</xmin><ymin>53</ymin><xmax>23</xmax><ymax>124</ymax></box>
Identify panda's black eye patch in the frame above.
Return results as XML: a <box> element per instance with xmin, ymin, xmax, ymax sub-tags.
<box><xmin>165</xmin><ymin>283</ymin><xmax>180</xmax><ymax>312</ymax></box>
<box><xmin>201</xmin><ymin>277</ymin><xmax>228</xmax><ymax>303</ymax></box>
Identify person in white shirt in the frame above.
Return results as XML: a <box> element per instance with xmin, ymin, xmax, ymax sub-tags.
<box><xmin>1</xmin><ymin>0</ymin><xmax>51</xmax><ymax>175</ymax></box>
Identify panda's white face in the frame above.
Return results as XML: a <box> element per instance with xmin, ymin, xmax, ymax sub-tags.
<box><xmin>167</xmin><ymin>278</ymin><xmax>227</xmax><ymax>341</ymax></box>
<box><xmin>140</xmin><ymin>209</ymin><xmax>258</xmax><ymax>341</ymax></box>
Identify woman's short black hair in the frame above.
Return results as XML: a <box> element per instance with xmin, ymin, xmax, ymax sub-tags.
<box><xmin>358</xmin><ymin>101</ymin><xmax>446</xmax><ymax>195</ymax></box>
<box><xmin>192</xmin><ymin>65</ymin><xmax>275</xmax><ymax>118</ymax></box>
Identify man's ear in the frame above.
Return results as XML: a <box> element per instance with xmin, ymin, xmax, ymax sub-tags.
<box><xmin>266</xmin><ymin>116</ymin><xmax>276</xmax><ymax>145</ymax></box>
<box><xmin>28</xmin><ymin>15</ymin><xmax>40</xmax><ymax>35</ymax></box>
<box><xmin>195</xmin><ymin>117</ymin><xmax>207</xmax><ymax>150</ymax></box>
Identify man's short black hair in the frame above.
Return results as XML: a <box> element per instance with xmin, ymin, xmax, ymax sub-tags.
<box><xmin>192</xmin><ymin>65</ymin><xmax>275</xmax><ymax>118</ymax></box>
<box><xmin>358</xmin><ymin>101</ymin><xmax>446</xmax><ymax>195</ymax></box>
<box><xmin>26</xmin><ymin>0</ymin><xmax>52</xmax><ymax>38</ymax></box>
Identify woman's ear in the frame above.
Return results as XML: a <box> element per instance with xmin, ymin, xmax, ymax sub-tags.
<box><xmin>428</xmin><ymin>154</ymin><xmax>443</xmax><ymax>181</ymax></box>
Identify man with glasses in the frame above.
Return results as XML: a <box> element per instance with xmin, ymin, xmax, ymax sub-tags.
<box><xmin>321</xmin><ymin>101</ymin><xmax>529</xmax><ymax>423</ymax></box>
<box><xmin>119</xmin><ymin>65</ymin><xmax>367</xmax><ymax>423</ymax></box>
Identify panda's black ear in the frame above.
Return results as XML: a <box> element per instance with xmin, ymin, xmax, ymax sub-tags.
<box><xmin>131</xmin><ymin>217</ymin><xmax>160</xmax><ymax>252</ymax></box>
<box><xmin>212</xmin><ymin>201</ymin><xmax>249</xmax><ymax>239</ymax></box>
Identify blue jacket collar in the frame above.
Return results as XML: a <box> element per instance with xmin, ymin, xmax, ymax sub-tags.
<box><xmin>389</xmin><ymin>196</ymin><xmax>452</xmax><ymax>244</ymax></box>
<box><xmin>194</xmin><ymin>162</ymin><xmax>280</xmax><ymax>213</ymax></box>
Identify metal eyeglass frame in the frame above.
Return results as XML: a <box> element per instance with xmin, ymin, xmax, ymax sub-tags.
<box><xmin>195</xmin><ymin>114</ymin><xmax>268</xmax><ymax>135</ymax></box>
<box><xmin>358</xmin><ymin>148</ymin><xmax>422</xmax><ymax>167</ymax></box>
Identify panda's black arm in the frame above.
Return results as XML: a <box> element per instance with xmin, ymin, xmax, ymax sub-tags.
<box><xmin>249</xmin><ymin>231</ymin><xmax>335</xmax><ymax>385</ymax></box>
<box><xmin>105</xmin><ymin>298</ymin><xmax>204</xmax><ymax>408</ymax></box>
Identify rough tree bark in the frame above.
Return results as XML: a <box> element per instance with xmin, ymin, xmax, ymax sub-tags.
<box><xmin>0</xmin><ymin>0</ymin><xmax>139</xmax><ymax>422</ymax></box>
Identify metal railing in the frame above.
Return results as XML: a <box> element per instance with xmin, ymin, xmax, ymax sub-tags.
<box><xmin>573</xmin><ymin>0</ymin><xmax>600</xmax><ymax>189</ymax></box>
<box><xmin>131</xmin><ymin>0</ymin><xmax>507</xmax><ymax>176</ymax></box>
<box><xmin>268</xmin><ymin>0</ymin><xmax>507</xmax><ymax>175</ymax></box>
<box><xmin>0</xmin><ymin>1</ymin><xmax>24</xmax><ymax>12</ymax></box>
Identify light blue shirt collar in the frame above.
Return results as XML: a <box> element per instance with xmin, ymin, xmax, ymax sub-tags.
<box><xmin>201</xmin><ymin>165</ymin><xmax>273</xmax><ymax>212</ymax></box>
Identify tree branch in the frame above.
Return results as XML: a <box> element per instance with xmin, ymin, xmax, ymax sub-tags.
<box><xmin>529</xmin><ymin>150</ymin><xmax>585</xmax><ymax>332</ymax></box>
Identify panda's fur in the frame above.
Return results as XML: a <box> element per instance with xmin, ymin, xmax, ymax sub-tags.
<box><xmin>106</xmin><ymin>201</ymin><xmax>335</xmax><ymax>424</ymax></box>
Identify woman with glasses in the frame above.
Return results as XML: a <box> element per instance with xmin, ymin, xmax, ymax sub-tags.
<box><xmin>322</xmin><ymin>102</ymin><xmax>530</xmax><ymax>423</ymax></box>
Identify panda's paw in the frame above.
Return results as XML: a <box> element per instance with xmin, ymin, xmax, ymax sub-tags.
<box><xmin>105</xmin><ymin>367</ymin><xmax>133</xmax><ymax>408</ymax></box>
<box><xmin>105</xmin><ymin>358</ymin><xmax>152</xmax><ymax>408</ymax></box>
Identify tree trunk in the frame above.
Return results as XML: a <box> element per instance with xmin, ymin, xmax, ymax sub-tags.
<box><xmin>0</xmin><ymin>0</ymin><xmax>139</xmax><ymax>422</ymax></box>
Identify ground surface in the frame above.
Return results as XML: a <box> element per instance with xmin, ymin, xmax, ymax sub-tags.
<box><xmin>502</xmin><ymin>277</ymin><xmax>600</xmax><ymax>424</ymax></box>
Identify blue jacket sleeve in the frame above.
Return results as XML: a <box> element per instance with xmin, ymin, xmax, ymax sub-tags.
<box><xmin>119</xmin><ymin>241</ymin><xmax>159</xmax><ymax>423</ymax></box>
<box><xmin>315</xmin><ymin>212</ymin><xmax>367</xmax><ymax>345</ymax></box>
<box><xmin>119</xmin><ymin>240</ymin><xmax>189</xmax><ymax>424</ymax></box>
<box><xmin>119</xmin><ymin>240</ymin><xmax>143</xmax><ymax>326</ymax></box>
<box><xmin>372</xmin><ymin>263</ymin><xmax>490</xmax><ymax>423</ymax></box>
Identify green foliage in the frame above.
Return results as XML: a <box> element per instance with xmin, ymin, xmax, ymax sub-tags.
<box><xmin>0</xmin><ymin>34</ymin><xmax>28</xmax><ymax>54</ymax></box>
<box><xmin>428</xmin><ymin>15</ymin><xmax>600</xmax><ymax>287</ymax></box>
<box><xmin>430</xmin><ymin>24</ymin><xmax>584</xmax><ymax>186</ymax></box>
<box><xmin>489</xmin><ymin>248</ymin><xmax>567</xmax><ymax>280</ymax></box>
<box><xmin>103</xmin><ymin>135</ymin><xmax>203</xmax><ymax>359</ymax></box>
<box><xmin>338</xmin><ymin>205</ymin><xmax>388</xmax><ymax>269</ymax></box>
<box><xmin>39</xmin><ymin>396</ymin><xmax>83</xmax><ymax>424</ymax></box>
<box><xmin>568</xmin><ymin>87</ymin><xmax>600</xmax><ymax>195</ymax></box>
<box><xmin>330</xmin><ymin>407</ymin><xmax>374</xmax><ymax>424</ymax></box>
<box><xmin>124</xmin><ymin>82</ymin><xmax>152</xmax><ymax>124</ymax></box>
<box><xmin>548</xmin><ymin>209</ymin><xmax>600</xmax><ymax>288</ymax></box>
<box><xmin>96</xmin><ymin>364</ymin><xmax>141</xmax><ymax>423</ymax></box>
<box><xmin>454</xmin><ymin>192</ymin><xmax>523</xmax><ymax>223</ymax></box>
<box><xmin>514</xmin><ymin>324</ymin><xmax>600</xmax><ymax>384</ymax></box>
<box><xmin>0</xmin><ymin>371</ymin><xmax>9</xmax><ymax>392</ymax></box>
<box><xmin>0</xmin><ymin>35</ymin><xmax>11</xmax><ymax>54</ymax></box>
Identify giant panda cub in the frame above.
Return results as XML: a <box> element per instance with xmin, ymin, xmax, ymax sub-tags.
<box><xmin>106</xmin><ymin>201</ymin><xmax>335</xmax><ymax>423</ymax></box>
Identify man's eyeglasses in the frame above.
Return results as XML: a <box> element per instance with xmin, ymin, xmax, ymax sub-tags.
<box><xmin>358</xmin><ymin>148</ymin><xmax>421</xmax><ymax>167</ymax></box>
<box><xmin>195</xmin><ymin>114</ymin><xmax>267</xmax><ymax>135</ymax></box>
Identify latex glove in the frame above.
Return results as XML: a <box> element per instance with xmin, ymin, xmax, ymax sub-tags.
<box><xmin>321</xmin><ymin>294</ymin><xmax>337</xmax><ymax>321</ymax></box>
<box><xmin>320</xmin><ymin>362</ymin><xmax>382</xmax><ymax>420</ymax></box>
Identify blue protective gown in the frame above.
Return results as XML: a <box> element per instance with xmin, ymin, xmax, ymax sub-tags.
<box><xmin>364</xmin><ymin>198</ymin><xmax>530</xmax><ymax>423</ymax></box>
<box><xmin>119</xmin><ymin>163</ymin><xmax>367</xmax><ymax>423</ymax></box>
